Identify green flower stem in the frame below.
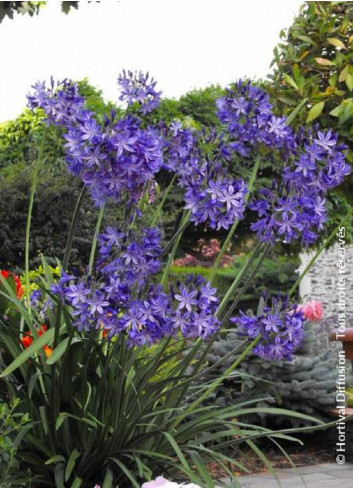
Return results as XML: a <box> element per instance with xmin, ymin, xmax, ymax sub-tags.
<box><xmin>25</xmin><ymin>130</ymin><xmax>47</xmax><ymax>314</ymax></box>
<box><xmin>169</xmin><ymin>242</ymin><xmax>268</xmax><ymax>414</ymax></box>
<box><xmin>216</xmin><ymin>241</ymin><xmax>263</xmax><ymax>319</ymax></box>
<box><xmin>160</xmin><ymin>210</ymin><xmax>191</xmax><ymax>288</ymax></box>
<box><xmin>220</xmin><ymin>242</ymin><xmax>270</xmax><ymax>327</ymax></box>
<box><xmin>161</xmin><ymin>209</ymin><xmax>192</xmax><ymax>258</ymax></box>
<box><xmin>62</xmin><ymin>186</ymin><xmax>87</xmax><ymax>272</ymax></box>
<box><xmin>151</xmin><ymin>174</ymin><xmax>177</xmax><ymax>228</ymax></box>
<box><xmin>53</xmin><ymin>186</ymin><xmax>87</xmax><ymax>352</ymax></box>
<box><xmin>209</xmin><ymin>154</ymin><xmax>262</xmax><ymax>284</ymax></box>
<box><xmin>289</xmin><ymin>208</ymin><xmax>353</xmax><ymax>298</ymax></box>
<box><xmin>88</xmin><ymin>204</ymin><xmax>105</xmax><ymax>273</ymax></box>
<box><xmin>171</xmin><ymin>336</ymin><xmax>260</xmax><ymax>429</ymax></box>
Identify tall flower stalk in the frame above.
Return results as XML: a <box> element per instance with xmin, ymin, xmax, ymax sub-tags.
<box><xmin>25</xmin><ymin>129</ymin><xmax>47</xmax><ymax>315</ymax></box>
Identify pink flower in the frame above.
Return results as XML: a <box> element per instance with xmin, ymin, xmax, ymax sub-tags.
<box><xmin>142</xmin><ymin>477</ymin><xmax>201</xmax><ymax>488</ymax></box>
<box><xmin>298</xmin><ymin>301</ymin><xmax>323</xmax><ymax>322</ymax></box>
<box><xmin>142</xmin><ymin>477</ymin><xmax>179</xmax><ymax>488</ymax></box>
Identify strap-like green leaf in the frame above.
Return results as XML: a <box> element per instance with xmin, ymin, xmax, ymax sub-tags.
<box><xmin>65</xmin><ymin>449</ymin><xmax>80</xmax><ymax>482</ymax></box>
<box><xmin>0</xmin><ymin>327</ymin><xmax>55</xmax><ymax>377</ymax></box>
<box><xmin>45</xmin><ymin>454</ymin><xmax>66</xmax><ymax>465</ymax></box>
<box><xmin>46</xmin><ymin>337</ymin><xmax>70</xmax><ymax>365</ymax></box>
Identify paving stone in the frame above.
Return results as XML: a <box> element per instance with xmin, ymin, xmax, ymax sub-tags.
<box><xmin>305</xmin><ymin>479</ymin><xmax>353</xmax><ymax>488</ymax></box>
<box><xmin>230</xmin><ymin>463</ymin><xmax>353</xmax><ymax>488</ymax></box>
<box><xmin>321</xmin><ymin>467</ymin><xmax>353</xmax><ymax>478</ymax></box>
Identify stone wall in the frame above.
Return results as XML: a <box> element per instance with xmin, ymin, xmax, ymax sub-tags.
<box><xmin>299</xmin><ymin>242</ymin><xmax>353</xmax><ymax>325</ymax></box>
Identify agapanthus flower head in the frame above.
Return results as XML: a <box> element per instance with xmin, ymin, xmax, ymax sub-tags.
<box><xmin>27</xmin><ymin>77</ymin><xmax>85</xmax><ymax>126</ymax></box>
<box><xmin>250</xmin><ymin>127</ymin><xmax>351</xmax><ymax>247</ymax></box>
<box><xmin>64</xmin><ymin>112</ymin><xmax>164</xmax><ymax>206</ymax></box>
<box><xmin>216</xmin><ymin>80</ymin><xmax>295</xmax><ymax>156</ymax></box>
<box><xmin>162</xmin><ymin>122</ymin><xmax>248</xmax><ymax>230</ymax></box>
<box><xmin>171</xmin><ymin>275</ymin><xmax>220</xmax><ymax>339</ymax></box>
<box><xmin>30</xmin><ymin>289</ymin><xmax>42</xmax><ymax>307</ymax></box>
<box><xmin>231</xmin><ymin>294</ymin><xmax>305</xmax><ymax>361</ymax></box>
<box><xmin>50</xmin><ymin>226</ymin><xmax>220</xmax><ymax>347</ymax></box>
<box><xmin>118</xmin><ymin>70</ymin><xmax>162</xmax><ymax>114</ymax></box>
<box><xmin>28</xmin><ymin>76</ymin><xmax>163</xmax><ymax>206</ymax></box>
<box><xmin>283</xmin><ymin>128</ymin><xmax>351</xmax><ymax>192</ymax></box>
<box><xmin>185</xmin><ymin>174</ymin><xmax>248</xmax><ymax>230</ymax></box>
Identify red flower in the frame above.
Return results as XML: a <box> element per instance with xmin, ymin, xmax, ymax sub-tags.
<box><xmin>20</xmin><ymin>324</ymin><xmax>52</xmax><ymax>357</ymax></box>
<box><xmin>21</xmin><ymin>334</ymin><xmax>33</xmax><ymax>349</ymax></box>
<box><xmin>1</xmin><ymin>270</ymin><xmax>24</xmax><ymax>299</ymax></box>
<box><xmin>37</xmin><ymin>324</ymin><xmax>48</xmax><ymax>336</ymax></box>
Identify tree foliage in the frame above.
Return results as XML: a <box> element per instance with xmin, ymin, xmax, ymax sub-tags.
<box><xmin>0</xmin><ymin>1</ymin><xmax>79</xmax><ymax>23</ymax></box>
<box><xmin>268</xmin><ymin>1</ymin><xmax>353</xmax><ymax>199</ymax></box>
<box><xmin>0</xmin><ymin>80</ymin><xmax>118</xmax><ymax>271</ymax></box>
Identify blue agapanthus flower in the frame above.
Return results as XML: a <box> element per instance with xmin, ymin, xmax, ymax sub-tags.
<box><xmin>28</xmin><ymin>78</ymin><xmax>163</xmax><ymax>206</ymax></box>
<box><xmin>51</xmin><ymin>226</ymin><xmax>220</xmax><ymax>346</ymax></box>
<box><xmin>161</xmin><ymin>122</ymin><xmax>248</xmax><ymax>230</ymax></box>
<box><xmin>117</xmin><ymin>70</ymin><xmax>162</xmax><ymax>114</ymax></box>
<box><xmin>64</xmin><ymin>113</ymin><xmax>164</xmax><ymax>206</ymax></box>
<box><xmin>231</xmin><ymin>295</ymin><xmax>305</xmax><ymax>361</ymax></box>
<box><xmin>216</xmin><ymin>80</ymin><xmax>295</xmax><ymax>156</ymax></box>
<box><xmin>250</xmin><ymin>127</ymin><xmax>351</xmax><ymax>246</ymax></box>
<box><xmin>27</xmin><ymin>77</ymin><xmax>85</xmax><ymax>126</ymax></box>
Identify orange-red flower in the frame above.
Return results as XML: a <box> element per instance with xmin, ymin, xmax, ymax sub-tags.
<box><xmin>1</xmin><ymin>269</ymin><xmax>24</xmax><ymax>299</ymax></box>
<box><xmin>43</xmin><ymin>346</ymin><xmax>53</xmax><ymax>358</ymax></box>
<box><xmin>20</xmin><ymin>324</ymin><xmax>52</xmax><ymax>357</ymax></box>
<box><xmin>21</xmin><ymin>334</ymin><xmax>33</xmax><ymax>349</ymax></box>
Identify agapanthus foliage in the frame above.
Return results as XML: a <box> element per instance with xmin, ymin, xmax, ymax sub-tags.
<box><xmin>231</xmin><ymin>294</ymin><xmax>306</xmax><ymax>361</ymax></box>
<box><xmin>51</xmin><ymin>226</ymin><xmax>220</xmax><ymax>346</ymax></box>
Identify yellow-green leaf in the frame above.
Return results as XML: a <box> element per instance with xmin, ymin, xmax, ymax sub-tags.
<box><xmin>283</xmin><ymin>73</ymin><xmax>299</xmax><ymax>91</ymax></box>
<box><xmin>286</xmin><ymin>98</ymin><xmax>308</xmax><ymax>125</ymax></box>
<box><xmin>328</xmin><ymin>37</ymin><xmax>346</xmax><ymax>50</ymax></box>
<box><xmin>346</xmin><ymin>73</ymin><xmax>353</xmax><ymax>92</ymax></box>
<box><xmin>330</xmin><ymin>104</ymin><xmax>344</xmax><ymax>117</ymax></box>
<box><xmin>296</xmin><ymin>35</ymin><xmax>315</xmax><ymax>45</ymax></box>
<box><xmin>339</xmin><ymin>65</ymin><xmax>349</xmax><ymax>83</ymax></box>
<box><xmin>315</xmin><ymin>57</ymin><xmax>334</xmax><ymax>66</ymax></box>
<box><xmin>306</xmin><ymin>102</ymin><xmax>325</xmax><ymax>123</ymax></box>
